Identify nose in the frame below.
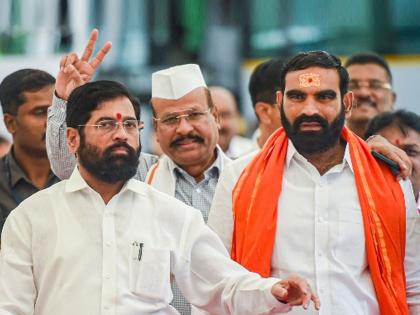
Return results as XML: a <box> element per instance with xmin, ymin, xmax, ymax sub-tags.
<box><xmin>353</xmin><ymin>85</ymin><xmax>372</xmax><ymax>98</ymax></box>
<box><xmin>112</xmin><ymin>123</ymin><xmax>129</xmax><ymax>141</ymax></box>
<box><xmin>175</xmin><ymin>116</ymin><xmax>194</xmax><ymax>135</ymax></box>
<box><xmin>301</xmin><ymin>98</ymin><xmax>320</xmax><ymax>116</ymax></box>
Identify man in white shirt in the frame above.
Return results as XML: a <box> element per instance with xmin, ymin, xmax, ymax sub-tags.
<box><xmin>0</xmin><ymin>80</ymin><xmax>319</xmax><ymax>315</ymax></box>
<box><xmin>208</xmin><ymin>51</ymin><xmax>420</xmax><ymax>315</ymax></box>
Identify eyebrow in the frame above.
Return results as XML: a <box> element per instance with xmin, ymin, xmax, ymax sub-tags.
<box><xmin>314</xmin><ymin>90</ymin><xmax>337</xmax><ymax>98</ymax></box>
<box><xmin>94</xmin><ymin>115</ymin><xmax>137</xmax><ymax>123</ymax></box>
<box><xmin>286</xmin><ymin>90</ymin><xmax>306</xmax><ymax>97</ymax></box>
<box><xmin>285</xmin><ymin>89</ymin><xmax>337</xmax><ymax>98</ymax></box>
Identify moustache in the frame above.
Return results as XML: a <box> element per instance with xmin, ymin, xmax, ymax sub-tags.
<box><xmin>104</xmin><ymin>142</ymin><xmax>136</xmax><ymax>156</ymax></box>
<box><xmin>170</xmin><ymin>134</ymin><xmax>204</xmax><ymax>147</ymax></box>
<box><xmin>355</xmin><ymin>96</ymin><xmax>376</xmax><ymax>108</ymax></box>
<box><xmin>293</xmin><ymin>114</ymin><xmax>329</xmax><ymax>132</ymax></box>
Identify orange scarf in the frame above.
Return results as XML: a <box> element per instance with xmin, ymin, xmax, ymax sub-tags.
<box><xmin>231</xmin><ymin>126</ymin><xmax>408</xmax><ymax>315</ymax></box>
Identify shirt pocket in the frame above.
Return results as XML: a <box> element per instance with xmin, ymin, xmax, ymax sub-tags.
<box><xmin>128</xmin><ymin>243</ymin><xmax>171</xmax><ymax>301</ymax></box>
<box><xmin>334</xmin><ymin>208</ymin><xmax>367</xmax><ymax>268</ymax></box>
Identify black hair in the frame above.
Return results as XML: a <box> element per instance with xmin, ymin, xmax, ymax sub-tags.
<box><xmin>248</xmin><ymin>58</ymin><xmax>284</xmax><ymax>108</ymax></box>
<box><xmin>66</xmin><ymin>80</ymin><xmax>140</xmax><ymax>128</ymax></box>
<box><xmin>345</xmin><ymin>52</ymin><xmax>393</xmax><ymax>83</ymax></box>
<box><xmin>365</xmin><ymin>110</ymin><xmax>420</xmax><ymax>139</ymax></box>
<box><xmin>0</xmin><ymin>69</ymin><xmax>55</xmax><ymax>115</ymax></box>
<box><xmin>280</xmin><ymin>51</ymin><xmax>349</xmax><ymax>98</ymax></box>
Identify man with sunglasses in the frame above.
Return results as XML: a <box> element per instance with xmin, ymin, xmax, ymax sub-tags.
<box><xmin>345</xmin><ymin>52</ymin><xmax>396</xmax><ymax>138</ymax></box>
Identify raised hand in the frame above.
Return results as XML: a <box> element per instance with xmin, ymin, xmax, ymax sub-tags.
<box><xmin>56</xmin><ymin>29</ymin><xmax>112</xmax><ymax>100</ymax></box>
<box><xmin>271</xmin><ymin>275</ymin><xmax>320</xmax><ymax>310</ymax></box>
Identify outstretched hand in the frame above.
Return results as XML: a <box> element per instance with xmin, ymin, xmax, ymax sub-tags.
<box><xmin>271</xmin><ymin>275</ymin><xmax>320</xmax><ymax>311</ymax></box>
<box><xmin>56</xmin><ymin>29</ymin><xmax>112</xmax><ymax>100</ymax></box>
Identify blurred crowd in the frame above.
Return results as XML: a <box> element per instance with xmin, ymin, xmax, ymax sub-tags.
<box><xmin>0</xmin><ymin>29</ymin><xmax>419</xmax><ymax>315</ymax></box>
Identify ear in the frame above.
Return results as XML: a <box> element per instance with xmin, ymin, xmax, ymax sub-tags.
<box><xmin>391</xmin><ymin>91</ymin><xmax>397</xmax><ymax>109</ymax></box>
<box><xmin>343</xmin><ymin>91</ymin><xmax>354</xmax><ymax>118</ymax></box>
<box><xmin>66</xmin><ymin>128</ymin><xmax>80</xmax><ymax>154</ymax></box>
<box><xmin>3</xmin><ymin>113</ymin><xmax>17</xmax><ymax>135</ymax></box>
<box><xmin>276</xmin><ymin>91</ymin><xmax>283</xmax><ymax>109</ymax></box>
<box><xmin>211</xmin><ymin>105</ymin><xmax>221</xmax><ymax>129</ymax></box>
<box><xmin>255</xmin><ymin>102</ymin><xmax>272</xmax><ymax>124</ymax></box>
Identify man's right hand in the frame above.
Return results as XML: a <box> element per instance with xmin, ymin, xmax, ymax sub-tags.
<box><xmin>56</xmin><ymin>29</ymin><xmax>112</xmax><ymax>100</ymax></box>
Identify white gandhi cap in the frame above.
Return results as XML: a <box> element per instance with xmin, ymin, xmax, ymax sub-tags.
<box><xmin>152</xmin><ymin>64</ymin><xmax>207</xmax><ymax>100</ymax></box>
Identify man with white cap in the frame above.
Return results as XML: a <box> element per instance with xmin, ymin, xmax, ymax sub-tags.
<box><xmin>147</xmin><ymin>64</ymin><xmax>230</xmax><ymax>315</ymax></box>
<box><xmin>147</xmin><ymin>64</ymin><xmax>230</xmax><ymax>222</ymax></box>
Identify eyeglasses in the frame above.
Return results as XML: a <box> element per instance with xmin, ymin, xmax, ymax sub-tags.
<box><xmin>78</xmin><ymin>119</ymin><xmax>144</xmax><ymax>134</ymax></box>
<box><xmin>348</xmin><ymin>80</ymin><xmax>392</xmax><ymax>91</ymax></box>
<box><xmin>153</xmin><ymin>108</ymin><xmax>211</xmax><ymax>128</ymax></box>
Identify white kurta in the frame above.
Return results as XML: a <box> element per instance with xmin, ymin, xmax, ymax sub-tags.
<box><xmin>208</xmin><ymin>142</ymin><xmax>420</xmax><ymax>315</ymax></box>
<box><xmin>0</xmin><ymin>168</ymin><xmax>291</xmax><ymax>315</ymax></box>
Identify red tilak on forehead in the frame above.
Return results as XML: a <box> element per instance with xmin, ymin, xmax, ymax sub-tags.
<box><xmin>116</xmin><ymin>113</ymin><xmax>122</xmax><ymax>121</ymax></box>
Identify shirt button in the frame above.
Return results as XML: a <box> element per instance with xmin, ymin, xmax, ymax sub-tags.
<box><xmin>318</xmin><ymin>216</ymin><xmax>324</xmax><ymax>223</ymax></box>
<box><xmin>196</xmin><ymin>188</ymin><xmax>201</xmax><ymax>193</ymax></box>
<box><xmin>317</xmin><ymin>250</ymin><xmax>322</xmax><ymax>257</ymax></box>
<box><xmin>104</xmin><ymin>305</ymin><xmax>110</xmax><ymax>310</ymax></box>
<box><xmin>106</xmin><ymin>242</ymin><xmax>112</xmax><ymax>247</ymax></box>
<box><xmin>104</xmin><ymin>274</ymin><xmax>111</xmax><ymax>279</ymax></box>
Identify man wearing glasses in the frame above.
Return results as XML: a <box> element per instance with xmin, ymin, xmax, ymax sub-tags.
<box><xmin>345</xmin><ymin>52</ymin><xmax>396</xmax><ymax>138</ymax></box>
<box><xmin>0</xmin><ymin>80</ymin><xmax>320</xmax><ymax>314</ymax></box>
<box><xmin>46</xmin><ymin>32</ymin><xmax>229</xmax><ymax>315</ymax></box>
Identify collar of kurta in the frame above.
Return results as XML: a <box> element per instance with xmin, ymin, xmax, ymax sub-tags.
<box><xmin>65</xmin><ymin>166</ymin><xmax>145</xmax><ymax>196</ymax></box>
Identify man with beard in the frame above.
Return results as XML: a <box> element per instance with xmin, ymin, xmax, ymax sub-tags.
<box><xmin>208</xmin><ymin>51</ymin><xmax>420</xmax><ymax>315</ymax></box>
<box><xmin>0</xmin><ymin>80</ymin><xmax>320</xmax><ymax>315</ymax></box>
<box><xmin>345</xmin><ymin>52</ymin><xmax>396</xmax><ymax>138</ymax></box>
<box><xmin>0</xmin><ymin>69</ymin><xmax>59</xmax><ymax>233</ymax></box>
<box><xmin>46</xmin><ymin>29</ymin><xmax>158</xmax><ymax>181</ymax></box>
<box><xmin>209</xmin><ymin>86</ymin><xmax>255</xmax><ymax>158</ymax></box>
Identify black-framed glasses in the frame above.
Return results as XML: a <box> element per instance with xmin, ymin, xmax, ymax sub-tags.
<box><xmin>78</xmin><ymin>119</ymin><xmax>144</xmax><ymax>134</ymax></box>
<box><xmin>348</xmin><ymin>80</ymin><xmax>392</xmax><ymax>91</ymax></box>
<box><xmin>153</xmin><ymin>108</ymin><xmax>211</xmax><ymax>128</ymax></box>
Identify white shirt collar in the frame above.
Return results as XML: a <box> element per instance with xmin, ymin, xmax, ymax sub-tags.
<box><xmin>286</xmin><ymin>139</ymin><xmax>354</xmax><ymax>174</ymax></box>
<box><xmin>65</xmin><ymin>166</ymin><xmax>145</xmax><ymax>195</ymax></box>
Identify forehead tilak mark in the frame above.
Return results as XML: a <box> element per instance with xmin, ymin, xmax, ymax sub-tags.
<box><xmin>299</xmin><ymin>73</ymin><xmax>321</xmax><ymax>88</ymax></box>
<box><xmin>116</xmin><ymin>113</ymin><xmax>122</xmax><ymax>121</ymax></box>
